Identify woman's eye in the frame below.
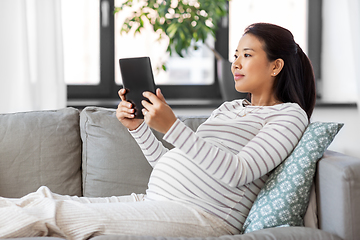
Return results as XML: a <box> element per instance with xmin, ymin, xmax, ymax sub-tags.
<box><xmin>234</xmin><ymin>54</ymin><xmax>238</xmax><ymax>60</ymax></box>
<box><xmin>244</xmin><ymin>53</ymin><xmax>251</xmax><ymax>57</ymax></box>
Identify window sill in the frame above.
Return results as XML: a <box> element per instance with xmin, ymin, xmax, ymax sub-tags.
<box><xmin>315</xmin><ymin>101</ymin><xmax>357</xmax><ymax>108</ymax></box>
<box><xmin>67</xmin><ymin>98</ymin><xmax>223</xmax><ymax>110</ymax></box>
<box><xmin>67</xmin><ymin>98</ymin><xmax>357</xmax><ymax>110</ymax></box>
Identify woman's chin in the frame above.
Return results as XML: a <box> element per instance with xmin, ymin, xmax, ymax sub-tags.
<box><xmin>234</xmin><ymin>82</ymin><xmax>246</xmax><ymax>93</ymax></box>
<box><xmin>234</xmin><ymin>86</ymin><xmax>248</xmax><ymax>93</ymax></box>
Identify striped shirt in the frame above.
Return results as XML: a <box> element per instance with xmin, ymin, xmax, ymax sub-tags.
<box><xmin>129</xmin><ymin>99</ymin><xmax>308</xmax><ymax>232</ymax></box>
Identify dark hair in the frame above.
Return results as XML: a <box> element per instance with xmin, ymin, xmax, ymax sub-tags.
<box><xmin>244</xmin><ymin>23</ymin><xmax>316</xmax><ymax>120</ymax></box>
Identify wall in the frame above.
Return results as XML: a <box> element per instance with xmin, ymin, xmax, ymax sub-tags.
<box><xmin>321</xmin><ymin>0</ymin><xmax>359</xmax><ymax>103</ymax></box>
<box><xmin>311</xmin><ymin>107</ymin><xmax>360</xmax><ymax>159</ymax></box>
<box><xmin>315</xmin><ymin>0</ymin><xmax>360</xmax><ymax>158</ymax></box>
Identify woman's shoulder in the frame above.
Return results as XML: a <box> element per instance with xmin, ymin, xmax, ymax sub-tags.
<box><xmin>210</xmin><ymin>99</ymin><xmax>308</xmax><ymax>125</ymax></box>
<box><xmin>217</xmin><ymin>99</ymin><xmax>306</xmax><ymax>117</ymax></box>
<box><xmin>264</xmin><ymin>102</ymin><xmax>308</xmax><ymax>127</ymax></box>
<box><xmin>271</xmin><ymin>102</ymin><xmax>307</xmax><ymax>116</ymax></box>
<box><xmin>217</xmin><ymin>99</ymin><xmax>304</xmax><ymax>113</ymax></box>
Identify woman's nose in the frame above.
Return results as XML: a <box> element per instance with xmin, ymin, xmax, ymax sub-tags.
<box><xmin>232</xmin><ymin>59</ymin><xmax>241</xmax><ymax>69</ymax></box>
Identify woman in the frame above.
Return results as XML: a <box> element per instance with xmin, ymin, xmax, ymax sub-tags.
<box><xmin>0</xmin><ymin>23</ymin><xmax>315</xmax><ymax>239</ymax></box>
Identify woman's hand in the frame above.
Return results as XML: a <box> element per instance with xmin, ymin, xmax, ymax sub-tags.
<box><xmin>116</xmin><ymin>89</ymin><xmax>144</xmax><ymax>131</ymax></box>
<box><xmin>141</xmin><ymin>88</ymin><xmax>177</xmax><ymax>134</ymax></box>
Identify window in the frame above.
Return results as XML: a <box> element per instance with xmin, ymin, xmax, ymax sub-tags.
<box><xmin>228</xmin><ymin>0</ymin><xmax>322</xmax><ymax>84</ymax></box>
<box><xmin>62</xmin><ymin>0</ymin><xmax>100</xmax><ymax>85</ymax></box>
<box><xmin>229</xmin><ymin>0</ymin><xmax>308</xmax><ymax>57</ymax></box>
<box><xmin>64</xmin><ymin>0</ymin><xmax>117</xmax><ymax>101</ymax></box>
<box><xmin>65</xmin><ymin>0</ymin><xmax>224</xmax><ymax>104</ymax></box>
<box><xmin>64</xmin><ymin>0</ymin><xmax>321</xmax><ymax>105</ymax></box>
<box><xmin>114</xmin><ymin>1</ymin><xmax>216</xmax><ymax>86</ymax></box>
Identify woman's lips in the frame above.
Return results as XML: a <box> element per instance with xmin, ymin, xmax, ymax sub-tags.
<box><xmin>234</xmin><ymin>73</ymin><xmax>244</xmax><ymax>81</ymax></box>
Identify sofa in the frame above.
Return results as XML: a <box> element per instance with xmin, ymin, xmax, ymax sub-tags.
<box><xmin>0</xmin><ymin>106</ymin><xmax>359</xmax><ymax>240</ymax></box>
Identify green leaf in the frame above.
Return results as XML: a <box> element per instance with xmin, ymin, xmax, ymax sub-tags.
<box><xmin>115</xmin><ymin>0</ymin><xmax>230</xmax><ymax>67</ymax></box>
<box><xmin>166</xmin><ymin>23</ymin><xmax>179</xmax><ymax>38</ymax></box>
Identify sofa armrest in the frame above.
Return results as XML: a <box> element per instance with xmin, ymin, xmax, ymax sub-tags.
<box><xmin>316</xmin><ymin>150</ymin><xmax>360</xmax><ymax>240</ymax></box>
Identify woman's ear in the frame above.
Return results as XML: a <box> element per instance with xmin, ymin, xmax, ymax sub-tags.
<box><xmin>272</xmin><ymin>58</ymin><xmax>284</xmax><ymax>76</ymax></box>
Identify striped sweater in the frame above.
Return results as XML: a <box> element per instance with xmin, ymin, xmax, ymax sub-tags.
<box><xmin>129</xmin><ymin>99</ymin><xmax>308</xmax><ymax>232</ymax></box>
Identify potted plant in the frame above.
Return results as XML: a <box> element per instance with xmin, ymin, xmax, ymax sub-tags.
<box><xmin>114</xmin><ymin>0</ymin><xmax>246</xmax><ymax>101</ymax></box>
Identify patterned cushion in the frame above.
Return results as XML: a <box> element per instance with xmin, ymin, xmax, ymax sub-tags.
<box><xmin>242</xmin><ymin>122</ymin><xmax>344</xmax><ymax>234</ymax></box>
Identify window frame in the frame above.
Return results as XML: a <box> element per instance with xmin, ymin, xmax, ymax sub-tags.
<box><xmin>67</xmin><ymin>0</ymin><xmax>322</xmax><ymax>105</ymax></box>
<box><xmin>67</xmin><ymin>0</ymin><xmax>115</xmax><ymax>100</ymax></box>
<box><xmin>307</xmin><ymin>0</ymin><xmax>322</xmax><ymax>84</ymax></box>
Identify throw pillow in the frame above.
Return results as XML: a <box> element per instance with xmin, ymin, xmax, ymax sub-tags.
<box><xmin>0</xmin><ymin>108</ymin><xmax>82</xmax><ymax>198</ymax></box>
<box><xmin>242</xmin><ymin>121</ymin><xmax>344</xmax><ymax>234</ymax></box>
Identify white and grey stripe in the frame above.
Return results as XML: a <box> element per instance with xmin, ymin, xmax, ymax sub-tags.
<box><xmin>130</xmin><ymin>100</ymin><xmax>308</xmax><ymax>232</ymax></box>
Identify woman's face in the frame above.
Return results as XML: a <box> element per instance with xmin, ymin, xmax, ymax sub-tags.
<box><xmin>231</xmin><ymin>34</ymin><xmax>276</xmax><ymax>96</ymax></box>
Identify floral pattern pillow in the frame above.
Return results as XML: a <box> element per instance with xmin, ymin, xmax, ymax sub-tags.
<box><xmin>242</xmin><ymin>122</ymin><xmax>344</xmax><ymax>234</ymax></box>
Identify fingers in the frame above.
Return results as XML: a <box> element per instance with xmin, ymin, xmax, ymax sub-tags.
<box><xmin>141</xmin><ymin>89</ymin><xmax>176</xmax><ymax>134</ymax></box>
<box><xmin>156</xmin><ymin>88</ymin><xmax>166</xmax><ymax>103</ymax></box>
<box><xmin>118</xmin><ymin>88</ymin><xmax>127</xmax><ymax>101</ymax></box>
<box><xmin>142</xmin><ymin>88</ymin><xmax>166</xmax><ymax>105</ymax></box>
<box><xmin>142</xmin><ymin>91</ymin><xmax>158</xmax><ymax>104</ymax></box>
<box><xmin>117</xmin><ymin>88</ymin><xmax>134</xmax><ymax>118</ymax></box>
<box><xmin>142</xmin><ymin>108</ymin><xmax>148</xmax><ymax>117</ymax></box>
<box><xmin>141</xmin><ymin>91</ymin><xmax>157</xmax><ymax>114</ymax></box>
<box><xmin>118</xmin><ymin>88</ymin><xmax>167</xmax><ymax>123</ymax></box>
<box><xmin>116</xmin><ymin>101</ymin><xmax>135</xmax><ymax>119</ymax></box>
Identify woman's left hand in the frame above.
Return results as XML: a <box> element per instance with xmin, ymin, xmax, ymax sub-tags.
<box><xmin>141</xmin><ymin>88</ymin><xmax>177</xmax><ymax>134</ymax></box>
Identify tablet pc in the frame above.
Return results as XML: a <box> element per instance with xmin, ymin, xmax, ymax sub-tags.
<box><xmin>119</xmin><ymin>57</ymin><xmax>156</xmax><ymax>119</ymax></box>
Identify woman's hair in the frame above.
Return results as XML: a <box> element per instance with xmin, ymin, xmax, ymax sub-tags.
<box><xmin>244</xmin><ymin>23</ymin><xmax>316</xmax><ymax>120</ymax></box>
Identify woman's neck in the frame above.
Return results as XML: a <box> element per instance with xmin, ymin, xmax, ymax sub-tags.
<box><xmin>250</xmin><ymin>95</ymin><xmax>282</xmax><ymax>106</ymax></box>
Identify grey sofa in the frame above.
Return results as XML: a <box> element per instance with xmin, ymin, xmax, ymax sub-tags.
<box><xmin>0</xmin><ymin>106</ymin><xmax>359</xmax><ymax>240</ymax></box>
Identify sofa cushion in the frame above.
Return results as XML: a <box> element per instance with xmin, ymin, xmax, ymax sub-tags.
<box><xmin>0</xmin><ymin>108</ymin><xmax>82</xmax><ymax>197</ymax></box>
<box><xmin>242</xmin><ymin>122</ymin><xmax>343</xmax><ymax>234</ymax></box>
<box><xmin>91</xmin><ymin>227</ymin><xmax>342</xmax><ymax>240</ymax></box>
<box><xmin>80</xmin><ymin>107</ymin><xmax>153</xmax><ymax>197</ymax></box>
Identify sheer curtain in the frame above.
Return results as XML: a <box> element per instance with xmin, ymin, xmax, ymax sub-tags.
<box><xmin>0</xmin><ymin>0</ymin><xmax>66</xmax><ymax>113</ymax></box>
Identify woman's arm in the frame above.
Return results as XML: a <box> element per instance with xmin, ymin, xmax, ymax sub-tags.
<box><xmin>116</xmin><ymin>88</ymin><xmax>170</xmax><ymax>167</ymax></box>
<box><xmin>129</xmin><ymin>121</ymin><xmax>169</xmax><ymax>167</ymax></box>
<box><xmin>163</xmin><ymin>106</ymin><xmax>308</xmax><ymax>188</ymax></box>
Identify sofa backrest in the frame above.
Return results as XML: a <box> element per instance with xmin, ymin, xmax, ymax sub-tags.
<box><xmin>80</xmin><ymin>106</ymin><xmax>152</xmax><ymax>197</ymax></box>
<box><xmin>0</xmin><ymin>108</ymin><xmax>82</xmax><ymax>198</ymax></box>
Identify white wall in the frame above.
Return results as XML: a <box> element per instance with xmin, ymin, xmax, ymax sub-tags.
<box><xmin>315</xmin><ymin>0</ymin><xmax>360</xmax><ymax>159</ymax></box>
<box><xmin>321</xmin><ymin>0</ymin><xmax>359</xmax><ymax>103</ymax></box>
<box><xmin>311</xmin><ymin>107</ymin><xmax>360</xmax><ymax>159</ymax></box>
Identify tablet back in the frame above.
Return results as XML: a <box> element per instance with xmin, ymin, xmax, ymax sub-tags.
<box><xmin>119</xmin><ymin>57</ymin><xmax>156</xmax><ymax>118</ymax></box>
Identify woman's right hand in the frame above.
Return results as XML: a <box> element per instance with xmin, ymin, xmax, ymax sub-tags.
<box><xmin>116</xmin><ymin>89</ymin><xmax>144</xmax><ymax>131</ymax></box>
